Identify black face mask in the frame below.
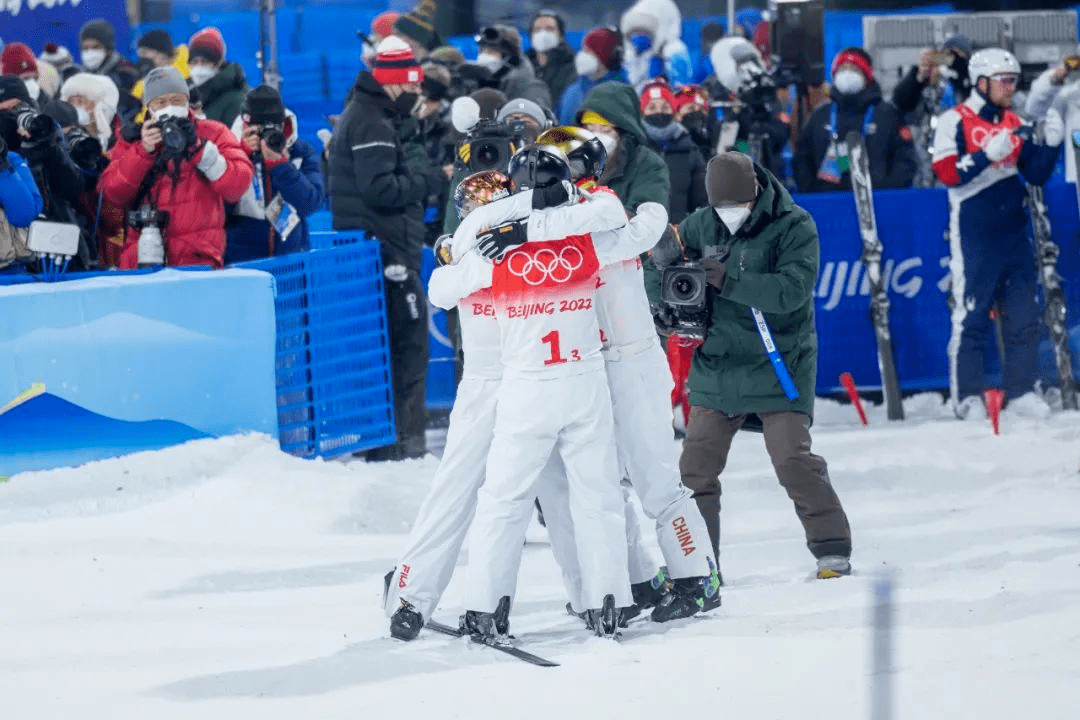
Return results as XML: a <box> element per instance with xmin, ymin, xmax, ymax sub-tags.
<box><xmin>137</xmin><ymin>57</ymin><xmax>155</xmax><ymax>77</ymax></box>
<box><xmin>682</xmin><ymin>110</ymin><xmax>707</xmax><ymax>133</ymax></box>
<box><xmin>643</xmin><ymin>113</ymin><xmax>674</xmax><ymax>128</ymax></box>
<box><xmin>392</xmin><ymin>91</ymin><xmax>420</xmax><ymax>116</ymax></box>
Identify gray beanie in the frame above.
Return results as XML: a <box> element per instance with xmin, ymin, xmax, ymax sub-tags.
<box><xmin>706</xmin><ymin>151</ymin><xmax>757</xmax><ymax>207</ymax></box>
<box><xmin>496</xmin><ymin>97</ymin><xmax>547</xmax><ymax>129</ymax></box>
<box><xmin>143</xmin><ymin>66</ymin><xmax>189</xmax><ymax>106</ymax></box>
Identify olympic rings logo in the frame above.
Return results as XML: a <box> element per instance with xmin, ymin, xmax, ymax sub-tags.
<box><xmin>506</xmin><ymin>246</ymin><xmax>585</xmax><ymax>285</ymax></box>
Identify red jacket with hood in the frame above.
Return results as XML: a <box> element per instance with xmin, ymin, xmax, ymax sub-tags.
<box><xmin>100</xmin><ymin>111</ymin><xmax>253</xmax><ymax>268</ymax></box>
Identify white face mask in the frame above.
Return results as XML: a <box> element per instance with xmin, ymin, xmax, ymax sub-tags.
<box><xmin>575</xmin><ymin>51</ymin><xmax>600</xmax><ymax>78</ymax></box>
<box><xmin>76</xmin><ymin>106</ymin><xmax>91</xmax><ymax>127</ymax></box>
<box><xmin>24</xmin><ymin>78</ymin><xmax>40</xmax><ymax>101</ymax></box>
<box><xmin>715</xmin><ymin>206</ymin><xmax>752</xmax><ymax>234</ymax></box>
<box><xmin>189</xmin><ymin>65</ymin><xmax>218</xmax><ymax>87</ymax></box>
<box><xmin>833</xmin><ymin>68</ymin><xmax>866</xmax><ymax>95</ymax></box>
<box><xmin>81</xmin><ymin>48</ymin><xmax>106</xmax><ymax>71</ymax></box>
<box><xmin>152</xmin><ymin>104</ymin><xmax>189</xmax><ymax>122</ymax></box>
<box><xmin>531</xmin><ymin>29</ymin><xmax>559</xmax><ymax>54</ymax></box>
<box><xmin>596</xmin><ymin>131</ymin><xmax>618</xmax><ymax>156</ymax></box>
<box><xmin>476</xmin><ymin>52</ymin><xmax>504</xmax><ymax>72</ymax></box>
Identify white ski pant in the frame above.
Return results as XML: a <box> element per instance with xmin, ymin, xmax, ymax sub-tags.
<box><xmin>464</xmin><ymin>371</ymin><xmax>633</xmax><ymax>613</ymax></box>
<box><xmin>606</xmin><ymin>340</ymin><xmax>715</xmax><ymax>579</ymax></box>
<box><xmin>385</xmin><ymin>377</ymin><xmax>499</xmax><ymax>620</ymax></box>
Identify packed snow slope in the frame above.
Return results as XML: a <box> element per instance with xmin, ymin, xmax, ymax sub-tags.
<box><xmin>1</xmin><ymin>395</ymin><xmax>1078</xmax><ymax>720</ymax></box>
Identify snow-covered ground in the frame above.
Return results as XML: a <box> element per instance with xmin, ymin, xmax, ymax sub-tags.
<box><xmin>2</xmin><ymin>395</ymin><xmax>1079</xmax><ymax>720</ymax></box>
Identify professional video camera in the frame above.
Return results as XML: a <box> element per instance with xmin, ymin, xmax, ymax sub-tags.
<box><xmin>126</xmin><ymin>202</ymin><xmax>169</xmax><ymax>266</ymax></box>
<box><xmin>660</xmin><ymin>261</ymin><xmax>709</xmax><ymax>340</ymax></box>
<box><xmin>450</xmin><ymin>96</ymin><xmax>529</xmax><ymax>174</ymax></box>
<box><xmin>13</xmin><ymin>104</ymin><xmax>55</xmax><ymax>143</ymax></box>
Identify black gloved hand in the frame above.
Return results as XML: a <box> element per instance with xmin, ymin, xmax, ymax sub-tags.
<box><xmin>532</xmin><ymin>181</ymin><xmax>570</xmax><ymax>210</ymax></box>
<box><xmin>477</xmin><ymin>219</ymin><xmax>527</xmax><ymax>261</ymax></box>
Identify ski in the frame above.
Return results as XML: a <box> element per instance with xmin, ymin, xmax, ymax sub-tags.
<box><xmin>846</xmin><ymin>130</ymin><xmax>905</xmax><ymax>420</ymax></box>
<box><xmin>1026</xmin><ymin>181</ymin><xmax>1078</xmax><ymax>409</ymax></box>
<box><xmin>425</xmin><ymin>619</ymin><xmax>560</xmax><ymax>667</ymax></box>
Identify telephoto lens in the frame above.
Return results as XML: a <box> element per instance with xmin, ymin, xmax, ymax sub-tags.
<box><xmin>260</xmin><ymin>125</ymin><xmax>287</xmax><ymax>153</ymax></box>
<box><xmin>16</xmin><ymin>107</ymin><xmax>54</xmax><ymax>142</ymax></box>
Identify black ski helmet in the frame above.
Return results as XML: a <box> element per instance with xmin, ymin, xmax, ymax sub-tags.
<box><xmin>536</xmin><ymin>125</ymin><xmax>607</xmax><ymax>182</ymax></box>
<box><xmin>507</xmin><ymin>143</ymin><xmax>571</xmax><ymax>192</ymax></box>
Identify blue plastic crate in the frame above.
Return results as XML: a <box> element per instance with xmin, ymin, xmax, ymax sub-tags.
<box><xmin>237</xmin><ymin>241</ymin><xmax>395</xmax><ymax>458</ymax></box>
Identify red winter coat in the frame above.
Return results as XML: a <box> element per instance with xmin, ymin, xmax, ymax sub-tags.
<box><xmin>100</xmin><ymin>112</ymin><xmax>253</xmax><ymax>268</ymax></box>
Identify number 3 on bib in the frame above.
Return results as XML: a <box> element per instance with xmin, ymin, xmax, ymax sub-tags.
<box><xmin>541</xmin><ymin>330</ymin><xmax>580</xmax><ymax>365</ymax></box>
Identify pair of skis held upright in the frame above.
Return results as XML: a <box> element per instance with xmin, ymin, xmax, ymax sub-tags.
<box><xmin>845</xmin><ymin>130</ymin><xmax>1078</xmax><ymax>416</ymax></box>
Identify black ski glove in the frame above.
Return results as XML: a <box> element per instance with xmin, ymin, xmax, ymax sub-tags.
<box><xmin>477</xmin><ymin>219</ymin><xmax>527</xmax><ymax>261</ymax></box>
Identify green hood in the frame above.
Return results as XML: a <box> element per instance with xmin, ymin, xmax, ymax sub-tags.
<box><xmin>577</xmin><ymin>81</ymin><xmax>646</xmax><ymax>143</ymax></box>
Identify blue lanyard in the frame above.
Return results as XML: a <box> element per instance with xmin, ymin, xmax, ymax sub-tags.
<box><xmin>751</xmin><ymin>307</ymin><xmax>800</xmax><ymax>401</ymax></box>
<box><xmin>829</xmin><ymin>103</ymin><xmax>875</xmax><ymax>142</ymax></box>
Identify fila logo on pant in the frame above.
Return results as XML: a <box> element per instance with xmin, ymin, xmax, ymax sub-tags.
<box><xmin>398</xmin><ymin>564</ymin><xmax>411</xmax><ymax>589</ymax></box>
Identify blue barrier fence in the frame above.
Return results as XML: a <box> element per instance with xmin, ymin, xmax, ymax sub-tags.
<box><xmin>236</xmin><ymin>241</ymin><xmax>396</xmax><ymax>458</ymax></box>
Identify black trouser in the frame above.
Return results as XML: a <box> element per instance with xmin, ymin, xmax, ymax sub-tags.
<box><xmin>679</xmin><ymin>407</ymin><xmax>852</xmax><ymax>561</ymax></box>
<box><xmin>383</xmin><ymin>265</ymin><xmax>429</xmax><ymax>454</ymax></box>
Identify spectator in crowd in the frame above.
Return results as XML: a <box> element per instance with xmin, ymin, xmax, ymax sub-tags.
<box><xmin>931</xmin><ymin>49</ymin><xmax>1062</xmax><ymax>419</ymax></box>
<box><xmin>100</xmin><ymin>67</ymin><xmax>252</xmax><ymax>269</ymax></box>
<box><xmin>795</xmin><ymin>47</ymin><xmax>916</xmax><ymax>193</ymax></box>
<box><xmin>418</xmin><ymin>61</ymin><xmax>455</xmax><ymax>244</ymax></box>
<box><xmin>892</xmin><ymin>33</ymin><xmax>972</xmax><ymax>117</ymax></box>
<box><xmin>132</xmin><ymin>30</ymin><xmax>190</xmax><ymax>101</ymax></box>
<box><xmin>648</xmin><ymin>151</ymin><xmax>853</xmax><ymax>580</ymax></box>
<box><xmin>674</xmin><ymin>84</ymin><xmax>716</xmax><ymax>160</ymax></box>
<box><xmin>558</xmin><ymin>28</ymin><xmax>627</xmax><ymax>126</ymax></box>
<box><xmin>526</xmin><ymin>10</ymin><xmax>577</xmax><ymax>108</ymax></box>
<box><xmin>329</xmin><ymin>36</ymin><xmax>444</xmax><ymax>461</ymax></box>
<box><xmin>473</xmin><ymin>25</ymin><xmax>552</xmax><ymax>109</ymax></box>
<box><xmin>0</xmin><ymin>134</ymin><xmax>43</xmax><ymax>268</ymax></box>
<box><xmin>361</xmin><ymin>11</ymin><xmax>401</xmax><ymax>69</ymax></box>
<box><xmin>496</xmin><ymin>96</ymin><xmax>551</xmax><ymax>143</ymax></box>
<box><xmin>577</xmin><ymin>80</ymin><xmax>670</xmax><ymax>213</ymax></box>
<box><xmin>620</xmin><ymin>0</ymin><xmax>693</xmax><ymax>91</ymax></box>
<box><xmin>0</xmin><ymin>76</ymin><xmax>89</xmax><ymax>267</ymax></box>
<box><xmin>35</xmin><ymin>60</ymin><xmax>62</xmax><ymax>107</ymax></box>
<box><xmin>187</xmin><ymin>28</ymin><xmax>248</xmax><ymax>128</ymax></box>
<box><xmin>61</xmin><ymin>73</ymin><xmax>121</xmax><ymax>150</ymax></box>
<box><xmin>39</xmin><ymin>42</ymin><xmax>80</xmax><ymax>82</ymax></box>
<box><xmin>394</xmin><ymin>0</ymin><xmax>443</xmax><ymax>62</ymax></box>
<box><xmin>79</xmin><ymin>19</ymin><xmax>141</xmax><ymax>121</ymax></box>
<box><xmin>2</xmin><ymin>43</ymin><xmax>52</xmax><ymax>108</ymax></box>
<box><xmin>1026</xmin><ymin>48</ymin><xmax>1080</xmax><ymax>183</ymax></box>
<box><xmin>640</xmin><ymin>79</ymin><xmax>707</xmax><ymax>223</ymax></box>
<box><xmin>692</xmin><ymin>21</ymin><xmax>725</xmax><ymax>84</ymax></box>
<box><xmin>226</xmin><ymin>85</ymin><xmax>325</xmax><ymax>264</ymax></box>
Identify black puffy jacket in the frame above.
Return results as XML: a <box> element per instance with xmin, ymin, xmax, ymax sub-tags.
<box><xmin>328</xmin><ymin>72</ymin><xmax>439</xmax><ymax>270</ymax></box>
<box><xmin>645</xmin><ymin>123</ymin><xmax>708</xmax><ymax>223</ymax></box>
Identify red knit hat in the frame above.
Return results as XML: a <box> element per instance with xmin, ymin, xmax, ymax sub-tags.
<box><xmin>582</xmin><ymin>28</ymin><xmax>621</xmax><ymax>71</ymax></box>
<box><xmin>673</xmin><ymin>85</ymin><xmax>709</xmax><ymax>113</ymax></box>
<box><xmin>372</xmin><ymin>36</ymin><xmax>423</xmax><ymax>86</ymax></box>
<box><xmin>831</xmin><ymin>47</ymin><xmax>873</xmax><ymax>84</ymax></box>
<box><xmin>189</xmin><ymin>27</ymin><xmax>227</xmax><ymax>65</ymax></box>
<box><xmin>2</xmin><ymin>42</ymin><xmax>38</xmax><ymax>77</ymax></box>
<box><xmin>640</xmin><ymin>79</ymin><xmax>675</xmax><ymax>113</ymax></box>
<box><xmin>371</xmin><ymin>11</ymin><xmax>400</xmax><ymax>40</ymax></box>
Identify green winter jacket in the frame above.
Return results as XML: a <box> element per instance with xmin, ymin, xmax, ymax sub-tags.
<box><xmin>198</xmin><ymin>62</ymin><xmax>249</xmax><ymax>128</ymax></box>
<box><xmin>649</xmin><ymin>163</ymin><xmax>819</xmax><ymax>422</ymax></box>
<box><xmin>576</xmin><ymin>81</ymin><xmax>670</xmax><ymax>213</ymax></box>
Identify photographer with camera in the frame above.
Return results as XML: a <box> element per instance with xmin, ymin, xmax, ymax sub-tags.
<box><xmin>226</xmin><ymin>85</ymin><xmax>325</xmax><ymax>264</ymax></box>
<box><xmin>100</xmin><ymin>66</ymin><xmax>252</xmax><ymax>269</ymax></box>
<box><xmin>0</xmin><ymin>75</ymin><xmax>90</xmax><ymax>267</ymax></box>
<box><xmin>647</xmin><ymin>151</ymin><xmax>853</xmax><ymax>581</ymax></box>
<box><xmin>892</xmin><ymin>34</ymin><xmax>972</xmax><ymax>118</ymax></box>
<box><xmin>795</xmin><ymin>48</ymin><xmax>916</xmax><ymax>194</ymax></box>
<box><xmin>1</xmin><ymin>133</ymin><xmax>43</xmax><ymax>269</ymax></box>
<box><xmin>329</xmin><ymin>36</ymin><xmax>445</xmax><ymax>461</ymax></box>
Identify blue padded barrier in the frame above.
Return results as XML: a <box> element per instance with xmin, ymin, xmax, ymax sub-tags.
<box><xmin>237</xmin><ymin>242</ymin><xmax>396</xmax><ymax>458</ymax></box>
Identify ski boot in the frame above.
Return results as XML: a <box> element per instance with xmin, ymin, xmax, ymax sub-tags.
<box><xmin>390</xmin><ymin>599</ymin><xmax>425</xmax><ymax>641</ymax></box>
<box><xmin>816</xmin><ymin>555</ymin><xmax>852</xmax><ymax>579</ymax></box>
<box><xmin>650</xmin><ymin>567</ymin><xmax>722</xmax><ymax>622</ymax></box>
<box><xmin>460</xmin><ymin>595</ymin><xmax>512</xmax><ymax>644</ymax></box>
<box><xmin>584</xmin><ymin>594</ymin><xmax>621</xmax><ymax>638</ymax></box>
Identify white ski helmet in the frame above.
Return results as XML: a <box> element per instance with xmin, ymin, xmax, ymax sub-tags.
<box><xmin>967</xmin><ymin>48</ymin><xmax>1020</xmax><ymax>86</ymax></box>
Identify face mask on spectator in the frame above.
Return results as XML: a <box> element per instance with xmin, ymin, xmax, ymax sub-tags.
<box><xmin>644</xmin><ymin>113</ymin><xmax>673</xmax><ymax>128</ymax></box>
<box><xmin>715</xmin><ymin>206</ymin><xmax>751</xmax><ymax>234</ymax></box>
<box><xmin>833</xmin><ymin>68</ymin><xmax>865</xmax><ymax>95</ymax></box>
<box><xmin>682</xmin><ymin>110</ymin><xmax>707</xmax><ymax>134</ymax></box>
<box><xmin>575</xmin><ymin>51</ymin><xmax>599</xmax><ymax>78</ymax></box>
<box><xmin>189</xmin><ymin>66</ymin><xmax>218</xmax><ymax>87</ymax></box>
<box><xmin>476</xmin><ymin>52</ymin><xmax>504</xmax><ymax>73</ymax></box>
<box><xmin>596</xmin><ymin>130</ymin><xmax>618</xmax><ymax>156</ymax></box>
<box><xmin>24</xmin><ymin>79</ymin><xmax>40</xmax><ymax>102</ymax></box>
<box><xmin>630</xmin><ymin>33</ymin><xmax>653</xmax><ymax>54</ymax></box>
<box><xmin>531</xmin><ymin>30</ymin><xmax>559</xmax><ymax>54</ymax></box>
<box><xmin>152</xmin><ymin>104</ymin><xmax>189</xmax><ymax>122</ymax></box>
<box><xmin>76</xmin><ymin>107</ymin><xmax>91</xmax><ymax>127</ymax></box>
<box><xmin>393</xmin><ymin>91</ymin><xmax>422</xmax><ymax>116</ymax></box>
<box><xmin>81</xmin><ymin>49</ymin><xmax>106</xmax><ymax>71</ymax></box>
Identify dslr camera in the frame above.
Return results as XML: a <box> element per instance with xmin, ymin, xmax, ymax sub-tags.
<box><xmin>64</xmin><ymin>127</ymin><xmax>105</xmax><ymax>172</ymax></box>
<box><xmin>156</xmin><ymin>115</ymin><xmax>196</xmax><ymax>157</ymax></box>
<box><xmin>257</xmin><ymin>122</ymin><xmax>287</xmax><ymax>153</ymax></box>
<box><xmin>14</xmin><ymin>104</ymin><xmax>55</xmax><ymax>143</ymax></box>
<box><xmin>126</xmin><ymin>202</ymin><xmax>170</xmax><ymax>267</ymax></box>
<box><xmin>660</xmin><ymin>261</ymin><xmax>709</xmax><ymax>340</ymax></box>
